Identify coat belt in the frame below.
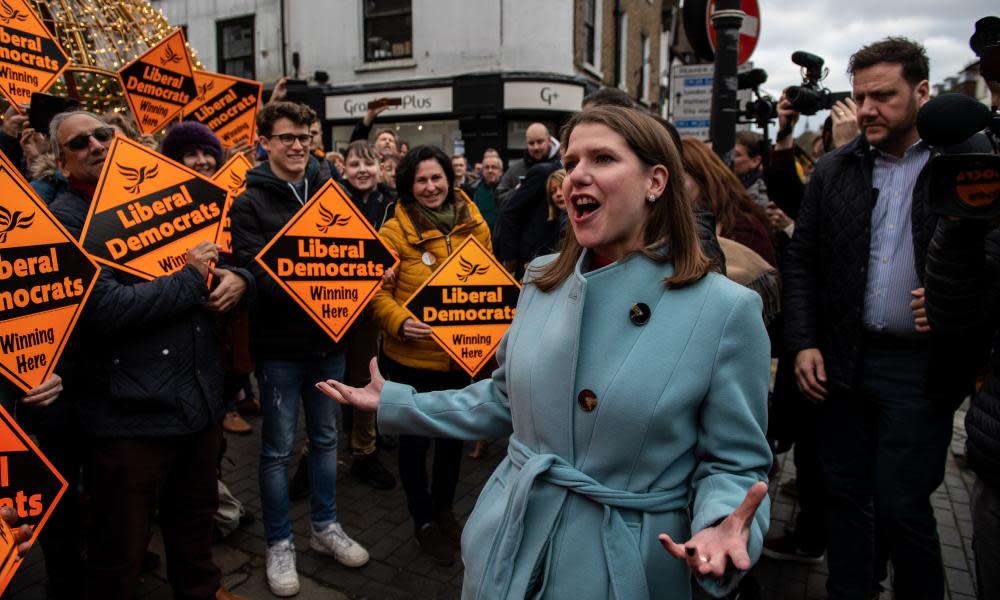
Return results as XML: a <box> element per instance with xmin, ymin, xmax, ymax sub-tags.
<box><xmin>476</xmin><ymin>436</ymin><xmax>689</xmax><ymax>600</ymax></box>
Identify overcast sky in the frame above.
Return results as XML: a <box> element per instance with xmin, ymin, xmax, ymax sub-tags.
<box><xmin>743</xmin><ymin>0</ymin><xmax>993</xmax><ymax>131</ymax></box>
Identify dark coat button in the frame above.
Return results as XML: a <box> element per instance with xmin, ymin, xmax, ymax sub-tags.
<box><xmin>630</xmin><ymin>303</ymin><xmax>650</xmax><ymax>325</ymax></box>
<box><xmin>578</xmin><ymin>389</ymin><xmax>598</xmax><ymax>412</ymax></box>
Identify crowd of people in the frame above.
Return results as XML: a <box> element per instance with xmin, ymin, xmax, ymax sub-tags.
<box><xmin>0</xmin><ymin>28</ymin><xmax>997</xmax><ymax>600</ymax></box>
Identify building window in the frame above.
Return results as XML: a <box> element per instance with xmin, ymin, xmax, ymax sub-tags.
<box><xmin>216</xmin><ymin>16</ymin><xmax>254</xmax><ymax>79</ymax></box>
<box><xmin>615</xmin><ymin>11</ymin><xmax>627</xmax><ymax>89</ymax></box>
<box><xmin>583</xmin><ymin>0</ymin><xmax>602</xmax><ymax>70</ymax></box>
<box><xmin>639</xmin><ymin>34</ymin><xmax>650</xmax><ymax>102</ymax></box>
<box><xmin>363</xmin><ymin>0</ymin><xmax>412</xmax><ymax>62</ymax></box>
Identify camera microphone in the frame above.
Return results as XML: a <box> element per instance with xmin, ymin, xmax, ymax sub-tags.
<box><xmin>917</xmin><ymin>93</ymin><xmax>993</xmax><ymax>147</ymax></box>
<box><xmin>791</xmin><ymin>51</ymin><xmax>825</xmax><ymax>79</ymax></box>
<box><xmin>737</xmin><ymin>68</ymin><xmax>768</xmax><ymax>90</ymax></box>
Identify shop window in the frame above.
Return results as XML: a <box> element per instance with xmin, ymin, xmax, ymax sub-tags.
<box><xmin>363</xmin><ymin>0</ymin><xmax>413</xmax><ymax>62</ymax></box>
<box><xmin>583</xmin><ymin>0</ymin><xmax>602</xmax><ymax>70</ymax></box>
<box><xmin>216</xmin><ymin>16</ymin><xmax>254</xmax><ymax>79</ymax></box>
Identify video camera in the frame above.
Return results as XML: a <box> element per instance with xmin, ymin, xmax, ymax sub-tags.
<box><xmin>737</xmin><ymin>68</ymin><xmax>777</xmax><ymax>129</ymax></box>
<box><xmin>918</xmin><ymin>94</ymin><xmax>1000</xmax><ymax>220</ymax></box>
<box><xmin>785</xmin><ymin>51</ymin><xmax>852</xmax><ymax>116</ymax></box>
<box><xmin>917</xmin><ymin>17</ymin><xmax>1000</xmax><ymax>220</ymax></box>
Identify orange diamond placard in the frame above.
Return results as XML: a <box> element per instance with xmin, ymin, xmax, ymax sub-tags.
<box><xmin>0</xmin><ymin>404</ymin><xmax>68</xmax><ymax>594</ymax></box>
<box><xmin>212</xmin><ymin>153</ymin><xmax>252</xmax><ymax>254</ymax></box>
<box><xmin>256</xmin><ymin>180</ymin><xmax>399</xmax><ymax>343</ymax></box>
<box><xmin>117</xmin><ymin>29</ymin><xmax>198</xmax><ymax>134</ymax></box>
<box><xmin>0</xmin><ymin>151</ymin><xmax>99</xmax><ymax>393</ymax></box>
<box><xmin>79</xmin><ymin>135</ymin><xmax>226</xmax><ymax>281</ymax></box>
<box><xmin>183</xmin><ymin>71</ymin><xmax>262</xmax><ymax>149</ymax></box>
<box><xmin>404</xmin><ymin>237</ymin><xmax>519</xmax><ymax>376</ymax></box>
<box><xmin>0</xmin><ymin>0</ymin><xmax>70</xmax><ymax>109</ymax></box>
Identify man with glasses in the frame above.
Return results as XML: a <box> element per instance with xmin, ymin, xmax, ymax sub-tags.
<box><xmin>230</xmin><ymin>102</ymin><xmax>369</xmax><ymax>597</ymax></box>
<box><xmin>47</xmin><ymin>110</ymin><xmax>251</xmax><ymax>600</ymax></box>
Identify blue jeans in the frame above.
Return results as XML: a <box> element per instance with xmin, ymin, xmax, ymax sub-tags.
<box><xmin>819</xmin><ymin>346</ymin><xmax>952</xmax><ymax>600</ymax></box>
<box><xmin>257</xmin><ymin>353</ymin><xmax>345</xmax><ymax>546</ymax></box>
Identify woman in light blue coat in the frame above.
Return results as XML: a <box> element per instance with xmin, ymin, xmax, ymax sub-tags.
<box><xmin>318</xmin><ymin>106</ymin><xmax>772</xmax><ymax>599</ymax></box>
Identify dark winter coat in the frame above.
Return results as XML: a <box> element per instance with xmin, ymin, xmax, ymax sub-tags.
<box><xmin>230</xmin><ymin>156</ymin><xmax>341</xmax><ymax>361</ymax></box>
<box><xmin>926</xmin><ymin>218</ymin><xmax>1000</xmax><ymax>487</ymax></box>
<box><xmin>783</xmin><ymin>135</ymin><xmax>980</xmax><ymax>404</ymax></box>
<box><xmin>49</xmin><ymin>187</ymin><xmax>243</xmax><ymax>437</ymax></box>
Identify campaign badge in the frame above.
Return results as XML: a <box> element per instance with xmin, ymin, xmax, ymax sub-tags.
<box><xmin>117</xmin><ymin>29</ymin><xmax>198</xmax><ymax>134</ymax></box>
<box><xmin>183</xmin><ymin>71</ymin><xmax>262</xmax><ymax>149</ymax></box>
<box><xmin>0</xmin><ymin>151</ymin><xmax>98</xmax><ymax>393</ymax></box>
<box><xmin>79</xmin><ymin>135</ymin><xmax>226</xmax><ymax>281</ymax></box>
<box><xmin>256</xmin><ymin>180</ymin><xmax>398</xmax><ymax>342</ymax></box>
<box><xmin>404</xmin><ymin>236</ymin><xmax>519</xmax><ymax>376</ymax></box>
<box><xmin>0</xmin><ymin>404</ymin><xmax>68</xmax><ymax>594</ymax></box>
<box><xmin>211</xmin><ymin>153</ymin><xmax>252</xmax><ymax>254</ymax></box>
<box><xmin>0</xmin><ymin>0</ymin><xmax>70</xmax><ymax>108</ymax></box>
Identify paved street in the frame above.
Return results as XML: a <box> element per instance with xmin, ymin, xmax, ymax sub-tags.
<box><xmin>6</xmin><ymin>405</ymin><xmax>980</xmax><ymax>599</ymax></box>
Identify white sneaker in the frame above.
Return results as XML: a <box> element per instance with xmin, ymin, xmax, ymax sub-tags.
<box><xmin>310</xmin><ymin>522</ymin><xmax>370</xmax><ymax>567</ymax></box>
<box><xmin>266</xmin><ymin>538</ymin><xmax>300</xmax><ymax>597</ymax></box>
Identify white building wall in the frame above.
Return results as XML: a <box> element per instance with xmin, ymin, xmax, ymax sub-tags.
<box><xmin>154</xmin><ymin>0</ymin><xmax>577</xmax><ymax>86</ymax></box>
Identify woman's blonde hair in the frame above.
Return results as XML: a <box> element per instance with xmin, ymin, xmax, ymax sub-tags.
<box><xmin>531</xmin><ymin>106</ymin><xmax>713</xmax><ymax>291</ymax></box>
<box><xmin>546</xmin><ymin>169</ymin><xmax>566</xmax><ymax>221</ymax></box>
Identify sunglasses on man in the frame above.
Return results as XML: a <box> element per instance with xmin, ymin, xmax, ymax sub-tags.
<box><xmin>62</xmin><ymin>127</ymin><xmax>115</xmax><ymax>151</ymax></box>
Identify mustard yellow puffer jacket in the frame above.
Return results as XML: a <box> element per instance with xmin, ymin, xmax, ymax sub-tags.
<box><xmin>371</xmin><ymin>189</ymin><xmax>493</xmax><ymax>371</ymax></box>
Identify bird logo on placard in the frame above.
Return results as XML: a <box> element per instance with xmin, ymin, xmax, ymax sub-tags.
<box><xmin>116</xmin><ymin>163</ymin><xmax>160</xmax><ymax>195</ymax></box>
<box><xmin>0</xmin><ymin>0</ymin><xmax>28</xmax><ymax>23</ymax></box>
<box><xmin>0</xmin><ymin>205</ymin><xmax>34</xmax><ymax>243</ymax></box>
<box><xmin>160</xmin><ymin>45</ymin><xmax>182</xmax><ymax>66</ymax></box>
<box><xmin>456</xmin><ymin>257</ymin><xmax>489</xmax><ymax>282</ymax></box>
<box><xmin>316</xmin><ymin>204</ymin><xmax>351</xmax><ymax>233</ymax></box>
<box><xmin>227</xmin><ymin>170</ymin><xmax>245</xmax><ymax>195</ymax></box>
<box><xmin>197</xmin><ymin>80</ymin><xmax>215</xmax><ymax>100</ymax></box>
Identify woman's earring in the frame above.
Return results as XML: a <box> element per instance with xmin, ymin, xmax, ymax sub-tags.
<box><xmin>646</xmin><ymin>193</ymin><xmax>657</xmax><ymax>203</ymax></box>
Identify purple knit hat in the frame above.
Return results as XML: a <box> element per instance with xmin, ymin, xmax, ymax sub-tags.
<box><xmin>160</xmin><ymin>121</ymin><xmax>223</xmax><ymax>164</ymax></box>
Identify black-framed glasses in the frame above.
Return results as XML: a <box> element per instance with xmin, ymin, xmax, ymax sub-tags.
<box><xmin>269</xmin><ymin>133</ymin><xmax>312</xmax><ymax>147</ymax></box>
<box><xmin>63</xmin><ymin>127</ymin><xmax>115</xmax><ymax>151</ymax></box>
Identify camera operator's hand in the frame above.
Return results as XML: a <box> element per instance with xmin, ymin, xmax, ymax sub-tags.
<box><xmin>830</xmin><ymin>98</ymin><xmax>860</xmax><ymax>149</ymax></box>
<box><xmin>1</xmin><ymin>104</ymin><xmax>27</xmax><ymax>138</ymax></box>
<box><xmin>267</xmin><ymin>76</ymin><xmax>290</xmax><ymax>105</ymax></box>
<box><xmin>775</xmin><ymin>95</ymin><xmax>799</xmax><ymax>151</ymax></box>
<box><xmin>363</xmin><ymin>98</ymin><xmax>392</xmax><ymax>127</ymax></box>
<box><xmin>19</xmin><ymin>127</ymin><xmax>48</xmax><ymax>167</ymax></box>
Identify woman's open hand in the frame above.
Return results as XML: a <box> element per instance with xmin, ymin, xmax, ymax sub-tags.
<box><xmin>315</xmin><ymin>357</ymin><xmax>384</xmax><ymax>412</ymax></box>
<box><xmin>657</xmin><ymin>481</ymin><xmax>768</xmax><ymax>578</ymax></box>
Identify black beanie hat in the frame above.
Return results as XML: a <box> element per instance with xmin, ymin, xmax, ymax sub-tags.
<box><xmin>160</xmin><ymin>121</ymin><xmax>223</xmax><ymax>164</ymax></box>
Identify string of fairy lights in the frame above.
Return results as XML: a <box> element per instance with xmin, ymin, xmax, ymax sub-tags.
<box><xmin>28</xmin><ymin>0</ymin><xmax>204</xmax><ymax>114</ymax></box>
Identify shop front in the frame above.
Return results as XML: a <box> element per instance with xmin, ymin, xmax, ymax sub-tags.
<box><xmin>322</xmin><ymin>74</ymin><xmax>591</xmax><ymax>164</ymax></box>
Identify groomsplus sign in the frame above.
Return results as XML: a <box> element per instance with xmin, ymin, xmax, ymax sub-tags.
<box><xmin>326</xmin><ymin>87</ymin><xmax>452</xmax><ymax>119</ymax></box>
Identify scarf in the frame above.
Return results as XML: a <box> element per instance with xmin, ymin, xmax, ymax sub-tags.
<box><xmin>415</xmin><ymin>201</ymin><xmax>456</xmax><ymax>234</ymax></box>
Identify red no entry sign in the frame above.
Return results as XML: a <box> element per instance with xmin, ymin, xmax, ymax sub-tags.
<box><xmin>707</xmin><ymin>0</ymin><xmax>761</xmax><ymax>65</ymax></box>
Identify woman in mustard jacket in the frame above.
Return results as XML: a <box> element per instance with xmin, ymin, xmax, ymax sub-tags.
<box><xmin>368</xmin><ymin>145</ymin><xmax>493</xmax><ymax>566</ymax></box>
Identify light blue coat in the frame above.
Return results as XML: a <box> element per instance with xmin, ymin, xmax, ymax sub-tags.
<box><xmin>378</xmin><ymin>251</ymin><xmax>772</xmax><ymax>599</ymax></box>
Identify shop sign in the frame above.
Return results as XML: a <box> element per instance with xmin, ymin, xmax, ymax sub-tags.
<box><xmin>404</xmin><ymin>237</ymin><xmax>519</xmax><ymax>376</ymax></box>
<box><xmin>326</xmin><ymin>87</ymin><xmax>452</xmax><ymax>120</ymax></box>
<box><xmin>503</xmin><ymin>81</ymin><xmax>584</xmax><ymax>112</ymax></box>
